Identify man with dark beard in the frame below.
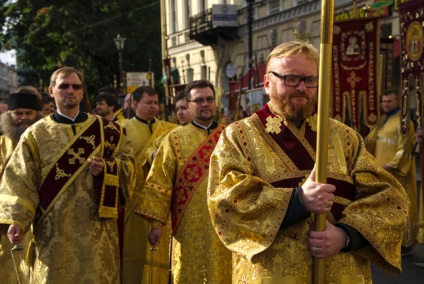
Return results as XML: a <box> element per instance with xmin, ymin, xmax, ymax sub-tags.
<box><xmin>95</xmin><ymin>92</ymin><xmax>125</xmax><ymax>124</ymax></box>
<box><xmin>207</xmin><ymin>41</ymin><xmax>409</xmax><ymax>283</ymax></box>
<box><xmin>0</xmin><ymin>90</ymin><xmax>42</xmax><ymax>282</ymax></box>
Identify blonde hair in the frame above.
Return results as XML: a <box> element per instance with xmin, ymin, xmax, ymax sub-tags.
<box><xmin>49</xmin><ymin>67</ymin><xmax>84</xmax><ymax>87</ymax></box>
<box><xmin>266</xmin><ymin>41</ymin><xmax>319</xmax><ymax>73</ymax></box>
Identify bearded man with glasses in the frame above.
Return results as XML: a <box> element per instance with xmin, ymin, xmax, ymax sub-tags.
<box><xmin>207</xmin><ymin>41</ymin><xmax>408</xmax><ymax>283</ymax></box>
<box><xmin>0</xmin><ymin>66</ymin><xmax>135</xmax><ymax>283</ymax></box>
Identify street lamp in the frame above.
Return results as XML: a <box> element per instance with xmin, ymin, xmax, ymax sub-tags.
<box><xmin>114</xmin><ymin>34</ymin><xmax>126</xmax><ymax>92</ymax></box>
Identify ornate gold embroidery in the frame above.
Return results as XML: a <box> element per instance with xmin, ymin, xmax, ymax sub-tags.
<box><xmin>55</xmin><ymin>163</ymin><xmax>71</xmax><ymax>180</ymax></box>
<box><xmin>105</xmin><ymin>122</ymin><xmax>119</xmax><ymax>132</ymax></box>
<box><xmin>79</xmin><ymin>135</ymin><xmax>96</xmax><ymax>149</ymax></box>
<box><xmin>186</xmin><ymin>166</ymin><xmax>200</xmax><ymax>180</ymax></box>
<box><xmin>104</xmin><ymin>140</ymin><xmax>116</xmax><ymax>151</ymax></box>
<box><xmin>68</xmin><ymin>148</ymin><xmax>86</xmax><ymax>164</ymax></box>
<box><xmin>346</xmin><ymin>71</ymin><xmax>362</xmax><ymax>88</ymax></box>
<box><xmin>106</xmin><ymin>160</ymin><xmax>115</xmax><ymax>172</ymax></box>
<box><xmin>306</xmin><ymin>114</ymin><xmax>318</xmax><ymax>132</ymax></box>
<box><xmin>265</xmin><ymin>116</ymin><xmax>283</xmax><ymax>134</ymax></box>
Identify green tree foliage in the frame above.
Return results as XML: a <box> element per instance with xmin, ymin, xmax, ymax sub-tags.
<box><xmin>0</xmin><ymin>0</ymin><xmax>162</xmax><ymax>97</ymax></box>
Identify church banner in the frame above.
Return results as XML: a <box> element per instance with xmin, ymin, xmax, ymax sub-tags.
<box><xmin>399</xmin><ymin>0</ymin><xmax>424</xmax><ymax>135</ymax></box>
<box><xmin>332</xmin><ymin>18</ymin><xmax>380</xmax><ymax>132</ymax></box>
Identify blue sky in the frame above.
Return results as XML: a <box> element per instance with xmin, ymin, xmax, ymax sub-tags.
<box><xmin>0</xmin><ymin>50</ymin><xmax>16</xmax><ymax>65</ymax></box>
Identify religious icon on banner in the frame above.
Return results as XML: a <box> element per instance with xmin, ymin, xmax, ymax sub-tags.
<box><xmin>406</xmin><ymin>21</ymin><xmax>423</xmax><ymax>61</ymax></box>
<box><xmin>346</xmin><ymin>36</ymin><xmax>360</xmax><ymax>55</ymax></box>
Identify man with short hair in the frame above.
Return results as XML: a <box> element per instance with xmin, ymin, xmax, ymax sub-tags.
<box><xmin>145</xmin><ymin>91</ymin><xmax>193</xmax><ymax>164</ymax></box>
<box><xmin>138</xmin><ymin>80</ymin><xmax>232</xmax><ymax>283</ymax></box>
<box><xmin>0</xmin><ymin>90</ymin><xmax>43</xmax><ymax>282</ymax></box>
<box><xmin>207</xmin><ymin>41</ymin><xmax>408</xmax><ymax>282</ymax></box>
<box><xmin>0</xmin><ymin>67</ymin><xmax>135</xmax><ymax>283</ymax></box>
<box><xmin>122</xmin><ymin>85</ymin><xmax>177</xmax><ymax>284</ymax></box>
<box><xmin>174</xmin><ymin>91</ymin><xmax>192</xmax><ymax>126</ymax></box>
<box><xmin>95</xmin><ymin>92</ymin><xmax>124</xmax><ymax>123</ymax></box>
<box><xmin>365</xmin><ymin>89</ymin><xmax>418</xmax><ymax>256</ymax></box>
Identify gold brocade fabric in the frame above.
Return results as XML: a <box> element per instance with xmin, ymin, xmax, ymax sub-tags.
<box><xmin>139</xmin><ymin>124</ymin><xmax>232</xmax><ymax>283</ymax></box>
<box><xmin>0</xmin><ymin>115</ymin><xmax>134</xmax><ymax>283</ymax></box>
<box><xmin>365</xmin><ymin>112</ymin><xmax>418</xmax><ymax>247</ymax></box>
<box><xmin>0</xmin><ymin>135</ymin><xmax>32</xmax><ymax>282</ymax></box>
<box><xmin>208</xmin><ymin>112</ymin><xmax>409</xmax><ymax>283</ymax></box>
<box><xmin>114</xmin><ymin>108</ymin><xmax>126</xmax><ymax>125</ymax></box>
<box><xmin>0</xmin><ymin>135</ymin><xmax>14</xmax><ymax>176</ymax></box>
<box><xmin>122</xmin><ymin>118</ymin><xmax>177</xmax><ymax>284</ymax></box>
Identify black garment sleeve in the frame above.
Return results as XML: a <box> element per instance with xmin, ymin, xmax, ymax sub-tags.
<box><xmin>280</xmin><ymin>187</ymin><xmax>310</xmax><ymax>229</ymax></box>
<box><xmin>336</xmin><ymin>223</ymin><xmax>370</xmax><ymax>252</ymax></box>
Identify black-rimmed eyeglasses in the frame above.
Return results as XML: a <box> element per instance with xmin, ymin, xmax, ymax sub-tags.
<box><xmin>188</xmin><ymin>97</ymin><xmax>215</xmax><ymax>105</ymax></box>
<box><xmin>269</xmin><ymin>71</ymin><xmax>319</xmax><ymax>88</ymax></box>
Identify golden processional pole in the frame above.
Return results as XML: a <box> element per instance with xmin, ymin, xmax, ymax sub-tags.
<box><xmin>313</xmin><ymin>0</ymin><xmax>334</xmax><ymax>283</ymax></box>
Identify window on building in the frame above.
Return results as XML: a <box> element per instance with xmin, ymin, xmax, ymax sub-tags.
<box><xmin>170</xmin><ymin>0</ymin><xmax>177</xmax><ymax>33</ymax></box>
<box><xmin>199</xmin><ymin>0</ymin><xmax>207</xmax><ymax>13</ymax></box>
<box><xmin>296</xmin><ymin>0</ymin><xmax>312</xmax><ymax>5</ymax></box>
<box><xmin>183</xmin><ymin>0</ymin><xmax>191</xmax><ymax>30</ymax></box>
<box><xmin>269</xmin><ymin>0</ymin><xmax>280</xmax><ymax>15</ymax></box>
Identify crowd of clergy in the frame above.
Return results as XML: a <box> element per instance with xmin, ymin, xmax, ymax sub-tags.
<box><xmin>0</xmin><ymin>40</ymin><xmax>422</xmax><ymax>284</ymax></box>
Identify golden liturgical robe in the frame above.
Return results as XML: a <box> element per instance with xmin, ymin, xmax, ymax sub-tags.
<box><xmin>122</xmin><ymin>117</ymin><xmax>177</xmax><ymax>284</ymax></box>
<box><xmin>0</xmin><ymin>115</ymin><xmax>135</xmax><ymax>283</ymax></box>
<box><xmin>0</xmin><ymin>135</ymin><xmax>32</xmax><ymax>282</ymax></box>
<box><xmin>365</xmin><ymin>110</ymin><xmax>418</xmax><ymax>247</ymax></box>
<box><xmin>138</xmin><ymin>124</ymin><xmax>232</xmax><ymax>283</ymax></box>
<box><xmin>208</xmin><ymin>105</ymin><xmax>408</xmax><ymax>284</ymax></box>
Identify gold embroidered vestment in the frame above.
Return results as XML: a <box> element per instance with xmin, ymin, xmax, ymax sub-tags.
<box><xmin>208</xmin><ymin>111</ymin><xmax>408</xmax><ymax>283</ymax></box>
<box><xmin>0</xmin><ymin>115</ymin><xmax>134</xmax><ymax>283</ymax></box>
<box><xmin>139</xmin><ymin>124</ymin><xmax>232</xmax><ymax>283</ymax></box>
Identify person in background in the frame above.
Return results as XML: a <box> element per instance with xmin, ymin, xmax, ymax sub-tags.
<box><xmin>123</xmin><ymin>92</ymin><xmax>135</xmax><ymax>119</ymax></box>
<box><xmin>97</xmin><ymin>86</ymin><xmax>125</xmax><ymax>121</ymax></box>
<box><xmin>41</xmin><ymin>93</ymin><xmax>54</xmax><ymax>116</ymax></box>
<box><xmin>207</xmin><ymin>41</ymin><xmax>408</xmax><ymax>283</ymax></box>
<box><xmin>139</xmin><ymin>80</ymin><xmax>232</xmax><ymax>283</ymax></box>
<box><xmin>122</xmin><ymin>85</ymin><xmax>177</xmax><ymax>284</ymax></box>
<box><xmin>144</xmin><ymin>90</ymin><xmax>193</xmax><ymax>164</ymax></box>
<box><xmin>0</xmin><ymin>67</ymin><xmax>134</xmax><ymax>283</ymax></box>
<box><xmin>0</xmin><ymin>90</ymin><xmax>43</xmax><ymax>282</ymax></box>
<box><xmin>95</xmin><ymin>91</ymin><xmax>125</xmax><ymax>124</ymax></box>
<box><xmin>174</xmin><ymin>91</ymin><xmax>193</xmax><ymax>126</ymax></box>
<box><xmin>365</xmin><ymin>89</ymin><xmax>418</xmax><ymax>256</ymax></box>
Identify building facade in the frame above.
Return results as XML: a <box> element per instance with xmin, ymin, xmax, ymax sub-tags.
<box><xmin>163</xmin><ymin>0</ymin><xmax>404</xmax><ymax>112</ymax></box>
<box><xmin>0</xmin><ymin>62</ymin><xmax>18</xmax><ymax>100</ymax></box>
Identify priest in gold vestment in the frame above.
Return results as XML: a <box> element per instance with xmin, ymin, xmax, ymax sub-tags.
<box><xmin>0</xmin><ymin>67</ymin><xmax>135</xmax><ymax>283</ymax></box>
<box><xmin>208</xmin><ymin>41</ymin><xmax>409</xmax><ymax>283</ymax></box>
<box><xmin>0</xmin><ymin>90</ymin><xmax>43</xmax><ymax>282</ymax></box>
<box><xmin>138</xmin><ymin>80</ymin><xmax>232</xmax><ymax>283</ymax></box>
<box><xmin>365</xmin><ymin>89</ymin><xmax>418</xmax><ymax>253</ymax></box>
<box><xmin>122</xmin><ymin>86</ymin><xmax>177</xmax><ymax>284</ymax></box>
